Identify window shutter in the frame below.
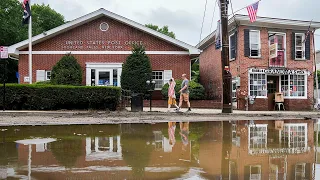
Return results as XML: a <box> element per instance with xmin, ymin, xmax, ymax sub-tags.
<box><xmin>244</xmin><ymin>29</ymin><xmax>250</xmax><ymax>57</ymax></box>
<box><xmin>36</xmin><ymin>70</ymin><xmax>45</xmax><ymax>82</ymax></box>
<box><xmin>305</xmin><ymin>163</ymin><xmax>311</xmax><ymax>179</ymax></box>
<box><xmin>234</xmin><ymin>31</ymin><xmax>238</xmax><ymax>60</ymax></box>
<box><xmin>292</xmin><ymin>32</ymin><xmax>296</xmax><ymax>59</ymax></box>
<box><xmin>244</xmin><ymin>166</ymin><xmax>250</xmax><ymax>180</ymax></box>
<box><xmin>305</xmin><ymin>34</ymin><xmax>311</xmax><ymax>60</ymax></box>
<box><xmin>163</xmin><ymin>70</ymin><xmax>172</xmax><ymax>85</ymax></box>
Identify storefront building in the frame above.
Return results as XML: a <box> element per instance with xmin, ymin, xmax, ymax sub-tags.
<box><xmin>198</xmin><ymin>15</ymin><xmax>320</xmax><ymax>111</ymax></box>
<box><xmin>8</xmin><ymin>8</ymin><xmax>199</xmax><ymax>96</ymax></box>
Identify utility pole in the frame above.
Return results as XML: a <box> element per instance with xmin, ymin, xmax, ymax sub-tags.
<box><xmin>220</xmin><ymin>0</ymin><xmax>233</xmax><ymax>113</ymax></box>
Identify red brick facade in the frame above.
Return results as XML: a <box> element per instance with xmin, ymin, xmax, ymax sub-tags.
<box><xmin>17</xmin><ymin>16</ymin><xmax>192</xmax><ymax>91</ymax></box>
<box><xmin>200</xmin><ymin>23</ymin><xmax>315</xmax><ymax>111</ymax></box>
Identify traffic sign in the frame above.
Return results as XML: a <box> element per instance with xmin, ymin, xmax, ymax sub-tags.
<box><xmin>0</xmin><ymin>46</ymin><xmax>8</xmax><ymax>59</ymax></box>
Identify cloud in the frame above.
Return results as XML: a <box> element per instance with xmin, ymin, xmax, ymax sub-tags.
<box><xmin>27</xmin><ymin>0</ymin><xmax>320</xmax><ymax>49</ymax></box>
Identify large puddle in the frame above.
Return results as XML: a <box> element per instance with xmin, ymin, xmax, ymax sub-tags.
<box><xmin>0</xmin><ymin>120</ymin><xmax>319</xmax><ymax>179</ymax></box>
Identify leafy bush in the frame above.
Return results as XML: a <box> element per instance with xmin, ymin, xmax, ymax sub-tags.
<box><xmin>161</xmin><ymin>80</ymin><xmax>206</xmax><ymax>100</ymax></box>
<box><xmin>0</xmin><ymin>84</ymin><xmax>121</xmax><ymax>110</ymax></box>
<box><xmin>121</xmin><ymin>45</ymin><xmax>152</xmax><ymax>94</ymax></box>
<box><xmin>36</xmin><ymin>80</ymin><xmax>51</xmax><ymax>85</ymax></box>
<box><xmin>51</xmin><ymin>54</ymin><xmax>83</xmax><ymax>85</ymax></box>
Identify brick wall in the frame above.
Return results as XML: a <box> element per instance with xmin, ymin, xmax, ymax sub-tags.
<box><xmin>200</xmin><ymin>25</ymin><xmax>315</xmax><ymax>111</ymax></box>
<box><xmin>18</xmin><ymin>16</ymin><xmax>192</xmax><ymax>95</ymax></box>
<box><xmin>199</xmin><ymin>43</ymin><xmax>222</xmax><ymax>106</ymax></box>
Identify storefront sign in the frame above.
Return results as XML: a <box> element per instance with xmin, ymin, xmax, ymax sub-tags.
<box><xmin>269</xmin><ymin>43</ymin><xmax>278</xmax><ymax>59</ymax></box>
<box><xmin>249</xmin><ymin>147</ymin><xmax>309</xmax><ymax>155</ymax></box>
<box><xmin>0</xmin><ymin>46</ymin><xmax>8</xmax><ymax>59</ymax></box>
<box><xmin>249</xmin><ymin>68</ymin><xmax>310</xmax><ymax>75</ymax></box>
<box><xmin>62</xmin><ymin>40</ymin><xmax>144</xmax><ymax>50</ymax></box>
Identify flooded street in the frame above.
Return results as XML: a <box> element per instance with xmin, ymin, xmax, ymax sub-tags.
<box><xmin>0</xmin><ymin>119</ymin><xmax>319</xmax><ymax>179</ymax></box>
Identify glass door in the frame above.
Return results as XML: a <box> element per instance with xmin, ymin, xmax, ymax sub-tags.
<box><xmin>96</xmin><ymin>69</ymin><xmax>113</xmax><ymax>86</ymax></box>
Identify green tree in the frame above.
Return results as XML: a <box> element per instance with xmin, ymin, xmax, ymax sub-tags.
<box><xmin>315</xmin><ymin>70</ymin><xmax>320</xmax><ymax>88</ymax></box>
<box><xmin>51</xmin><ymin>54</ymin><xmax>82</xmax><ymax>85</ymax></box>
<box><xmin>121</xmin><ymin>45</ymin><xmax>152</xmax><ymax>94</ymax></box>
<box><xmin>0</xmin><ymin>0</ymin><xmax>65</xmax><ymax>83</ymax></box>
<box><xmin>145</xmin><ymin>24</ymin><xmax>176</xmax><ymax>39</ymax></box>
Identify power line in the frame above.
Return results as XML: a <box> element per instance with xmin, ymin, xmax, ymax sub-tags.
<box><xmin>199</xmin><ymin>0</ymin><xmax>209</xmax><ymax>44</ymax></box>
<box><xmin>209</xmin><ymin>0</ymin><xmax>218</xmax><ymax>33</ymax></box>
<box><xmin>229</xmin><ymin>0</ymin><xmax>239</xmax><ymax>27</ymax></box>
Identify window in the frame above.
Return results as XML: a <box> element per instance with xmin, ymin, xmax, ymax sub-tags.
<box><xmin>232</xmin><ymin>81</ymin><xmax>237</xmax><ymax>101</ymax></box>
<box><xmin>280</xmin><ymin>124</ymin><xmax>307</xmax><ymax>149</ymax></box>
<box><xmin>269</xmin><ymin>33</ymin><xmax>286</xmax><ymax>67</ymax></box>
<box><xmin>152</xmin><ymin>71</ymin><xmax>164</xmax><ymax>89</ymax></box>
<box><xmin>249</xmin><ymin>73</ymin><xmax>267</xmax><ymax>97</ymax></box>
<box><xmin>295</xmin><ymin>163</ymin><xmax>306</xmax><ymax>180</ymax></box>
<box><xmin>281</xmin><ymin>75</ymin><xmax>306</xmax><ymax>98</ymax></box>
<box><xmin>232</xmin><ymin>124</ymin><xmax>240</xmax><ymax>146</ymax></box>
<box><xmin>46</xmin><ymin>71</ymin><xmax>51</xmax><ymax>80</ymax></box>
<box><xmin>295</xmin><ymin>33</ymin><xmax>305</xmax><ymax>59</ymax></box>
<box><xmin>250</xmin><ymin>165</ymin><xmax>262</xmax><ymax>180</ymax></box>
<box><xmin>250</xmin><ymin>30</ymin><xmax>260</xmax><ymax>57</ymax></box>
<box><xmin>229</xmin><ymin>33</ymin><xmax>236</xmax><ymax>60</ymax></box>
<box><xmin>249</xmin><ymin>125</ymin><xmax>267</xmax><ymax>149</ymax></box>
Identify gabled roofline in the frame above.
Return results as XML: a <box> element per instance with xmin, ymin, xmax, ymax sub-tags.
<box><xmin>9</xmin><ymin>8</ymin><xmax>200</xmax><ymax>56</ymax></box>
<box><xmin>197</xmin><ymin>14</ymin><xmax>320</xmax><ymax>50</ymax></box>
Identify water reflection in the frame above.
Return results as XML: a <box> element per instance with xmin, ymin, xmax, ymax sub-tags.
<box><xmin>0</xmin><ymin>120</ymin><xmax>318</xmax><ymax>179</ymax></box>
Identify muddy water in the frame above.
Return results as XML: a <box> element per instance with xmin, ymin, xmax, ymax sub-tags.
<box><xmin>0</xmin><ymin>120</ymin><xmax>319</xmax><ymax>180</ymax></box>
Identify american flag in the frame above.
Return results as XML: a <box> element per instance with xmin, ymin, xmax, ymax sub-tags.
<box><xmin>247</xmin><ymin>1</ymin><xmax>259</xmax><ymax>23</ymax></box>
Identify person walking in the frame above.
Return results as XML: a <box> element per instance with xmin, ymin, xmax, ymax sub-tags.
<box><xmin>167</xmin><ymin>78</ymin><xmax>179</xmax><ymax>112</ymax></box>
<box><xmin>177</xmin><ymin>74</ymin><xmax>191</xmax><ymax>112</ymax></box>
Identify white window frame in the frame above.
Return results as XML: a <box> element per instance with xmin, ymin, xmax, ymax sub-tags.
<box><xmin>295</xmin><ymin>33</ymin><xmax>306</xmax><ymax>60</ymax></box>
<box><xmin>280</xmin><ymin>123</ymin><xmax>307</xmax><ymax>149</ymax></box>
<box><xmin>250</xmin><ymin>165</ymin><xmax>262</xmax><ymax>180</ymax></box>
<box><xmin>249</xmin><ymin>30</ymin><xmax>261</xmax><ymax>58</ymax></box>
<box><xmin>248</xmin><ymin>124</ymin><xmax>268</xmax><ymax>151</ymax></box>
<box><xmin>295</xmin><ymin>163</ymin><xmax>306</xmax><ymax>180</ymax></box>
<box><xmin>45</xmin><ymin>71</ymin><xmax>51</xmax><ymax>81</ymax></box>
<box><xmin>248</xmin><ymin>72</ymin><xmax>267</xmax><ymax>98</ymax></box>
<box><xmin>280</xmin><ymin>74</ymin><xmax>307</xmax><ymax>99</ymax></box>
<box><xmin>229</xmin><ymin>32</ymin><xmax>236</xmax><ymax>60</ymax></box>
<box><xmin>152</xmin><ymin>71</ymin><xmax>164</xmax><ymax>90</ymax></box>
<box><xmin>268</xmin><ymin>32</ymin><xmax>287</xmax><ymax>67</ymax></box>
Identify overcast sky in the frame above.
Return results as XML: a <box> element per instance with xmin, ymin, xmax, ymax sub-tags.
<box><xmin>30</xmin><ymin>0</ymin><xmax>320</xmax><ymax>50</ymax></box>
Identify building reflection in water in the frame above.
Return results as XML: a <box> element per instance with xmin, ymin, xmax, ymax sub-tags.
<box><xmin>0</xmin><ymin>120</ymin><xmax>317</xmax><ymax>179</ymax></box>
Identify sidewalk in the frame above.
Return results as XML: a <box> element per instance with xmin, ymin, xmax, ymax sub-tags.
<box><xmin>0</xmin><ymin>108</ymin><xmax>319</xmax><ymax>126</ymax></box>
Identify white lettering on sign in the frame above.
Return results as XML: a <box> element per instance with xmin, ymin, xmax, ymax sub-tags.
<box><xmin>0</xmin><ymin>46</ymin><xmax>8</xmax><ymax>59</ymax></box>
<box><xmin>249</xmin><ymin>147</ymin><xmax>310</xmax><ymax>155</ymax></box>
<box><xmin>62</xmin><ymin>40</ymin><xmax>144</xmax><ymax>50</ymax></box>
<box><xmin>249</xmin><ymin>68</ymin><xmax>310</xmax><ymax>75</ymax></box>
<box><xmin>24</xmin><ymin>76</ymin><xmax>30</xmax><ymax>82</ymax></box>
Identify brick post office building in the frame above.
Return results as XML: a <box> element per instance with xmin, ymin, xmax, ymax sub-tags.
<box><xmin>197</xmin><ymin>15</ymin><xmax>320</xmax><ymax>111</ymax></box>
<box><xmin>8</xmin><ymin>8</ymin><xmax>200</xmax><ymax>97</ymax></box>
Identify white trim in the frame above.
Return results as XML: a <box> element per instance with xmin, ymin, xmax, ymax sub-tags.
<box><xmin>268</xmin><ymin>32</ymin><xmax>287</xmax><ymax>67</ymax></box>
<box><xmin>19</xmin><ymin>51</ymin><xmax>189</xmax><ymax>55</ymax></box>
<box><xmin>229</xmin><ymin>32</ymin><xmax>236</xmax><ymax>60</ymax></box>
<box><xmin>9</xmin><ymin>8</ymin><xmax>200</xmax><ymax>56</ymax></box>
<box><xmin>86</xmin><ymin>63</ymin><xmax>123</xmax><ymax>68</ymax></box>
<box><xmin>294</xmin><ymin>33</ymin><xmax>306</xmax><ymax>60</ymax></box>
<box><xmin>249</xmin><ymin>30</ymin><xmax>261</xmax><ymax>58</ymax></box>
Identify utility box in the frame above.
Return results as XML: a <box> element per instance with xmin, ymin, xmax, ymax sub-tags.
<box><xmin>131</xmin><ymin>93</ymin><xmax>143</xmax><ymax>112</ymax></box>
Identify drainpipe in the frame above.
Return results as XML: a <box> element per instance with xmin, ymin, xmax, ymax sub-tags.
<box><xmin>313</xmin><ymin>30</ymin><xmax>319</xmax><ymax>107</ymax></box>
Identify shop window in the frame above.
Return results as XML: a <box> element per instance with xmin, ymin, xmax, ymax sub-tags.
<box><xmin>281</xmin><ymin>75</ymin><xmax>306</xmax><ymax>98</ymax></box>
<box><xmin>152</xmin><ymin>71</ymin><xmax>164</xmax><ymax>90</ymax></box>
<box><xmin>295</xmin><ymin>33</ymin><xmax>305</xmax><ymax>60</ymax></box>
<box><xmin>249</xmin><ymin>124</ymin><xmax>267</xmax><ymax>149</ymax></box>
<box><xmin>229</xmin><ymin>33</ymin><xmax>236</xmax><ymax>60</ymax></box>
<box><xmin>249</xmin><ymin>73</ymin><xmax>267</xmax><ymax>97</ymax></box>
<box><xmin>280</xmin><ymin>124</ymin><xmax>307</xmax><ymax>149</ymax></box>
<box><xmin>250</xmin><ymin>30</ymin><xmax>261</xmax><ymax>57</ymax></box>
<box><xmin>295</xmin><ymin>163</ymin><xmax>306</xmax><ymax>180</ymax></box>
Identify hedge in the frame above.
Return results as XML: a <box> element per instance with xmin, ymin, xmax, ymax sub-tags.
<box><xmin>0</xmin><ymin>84</ymin><xmax>121</xmax><ymax>110</ymax></box>
<box><xmin>161</xmin><ymin>80</ymin><xmax>206</xmax><ymax>100</ymax></box>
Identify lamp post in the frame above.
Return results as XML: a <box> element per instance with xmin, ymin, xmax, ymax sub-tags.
<box><xmin>146</xmin><ymin>80</ymin><xmax>156</xmax><ymax>112</ymax></box>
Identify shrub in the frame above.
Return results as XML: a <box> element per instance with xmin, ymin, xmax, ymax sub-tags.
<box><xmin>51</xmin><ymin>54</ymin><xmax>83</xmax><ymax>85</ymax></box>
<box><xmin>121</xmin><ymin>45</ymin><xmax>152</xmax><ymax>94</ymax></box>
<box><xmin>161</xmin><ymin>80</ymin><xmax>206</xmax><ymax>100</ymax></box>
<box><xmin>0</xmin><ymin>84</ymin><xmax>121</xmax><ymax>110</ymax></box>
<box><xmin>36</xmin><ymin>80</ymin><xmax>51</xmax><ymax>85</ymax></box>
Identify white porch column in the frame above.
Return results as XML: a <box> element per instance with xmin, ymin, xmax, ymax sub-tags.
<box><xmin>86</xmin><ymin>67</ymin><xmax>91</xmax><ymax>86</ymax></box>
<box><xmin>109</xmin><ymin>137</ymin><xmax>113</xmax><ymax>152</ymax></box>
<box><xmin>95</xmin><ymin>137</ymin><xmax>99</xmax><ymax>152</ymax></box>
<box><xmin>86</xmin><ymin>137</ymin><xmax>91</xmax><ymax>155</ymax></box>
<box><xmin>117</xmin><ymin>135</ymin><xmax>121</xmax><ymax>153</ymax></box>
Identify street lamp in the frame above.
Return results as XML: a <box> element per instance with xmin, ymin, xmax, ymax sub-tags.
<box><xmin>146</xmin><ymin>80</ymin><xmax>156</xmax><ymax>112</ymax></box>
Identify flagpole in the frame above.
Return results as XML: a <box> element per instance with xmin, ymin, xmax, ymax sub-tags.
<box><xmin>228</xmin><ymin>0</ymin><xmax>262</xmax><ymax>16</ymax></box>
<box><xmin>28</xmin><ymin>1</ymin><xmax>32</xmax><ymax>84</ymax></box>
